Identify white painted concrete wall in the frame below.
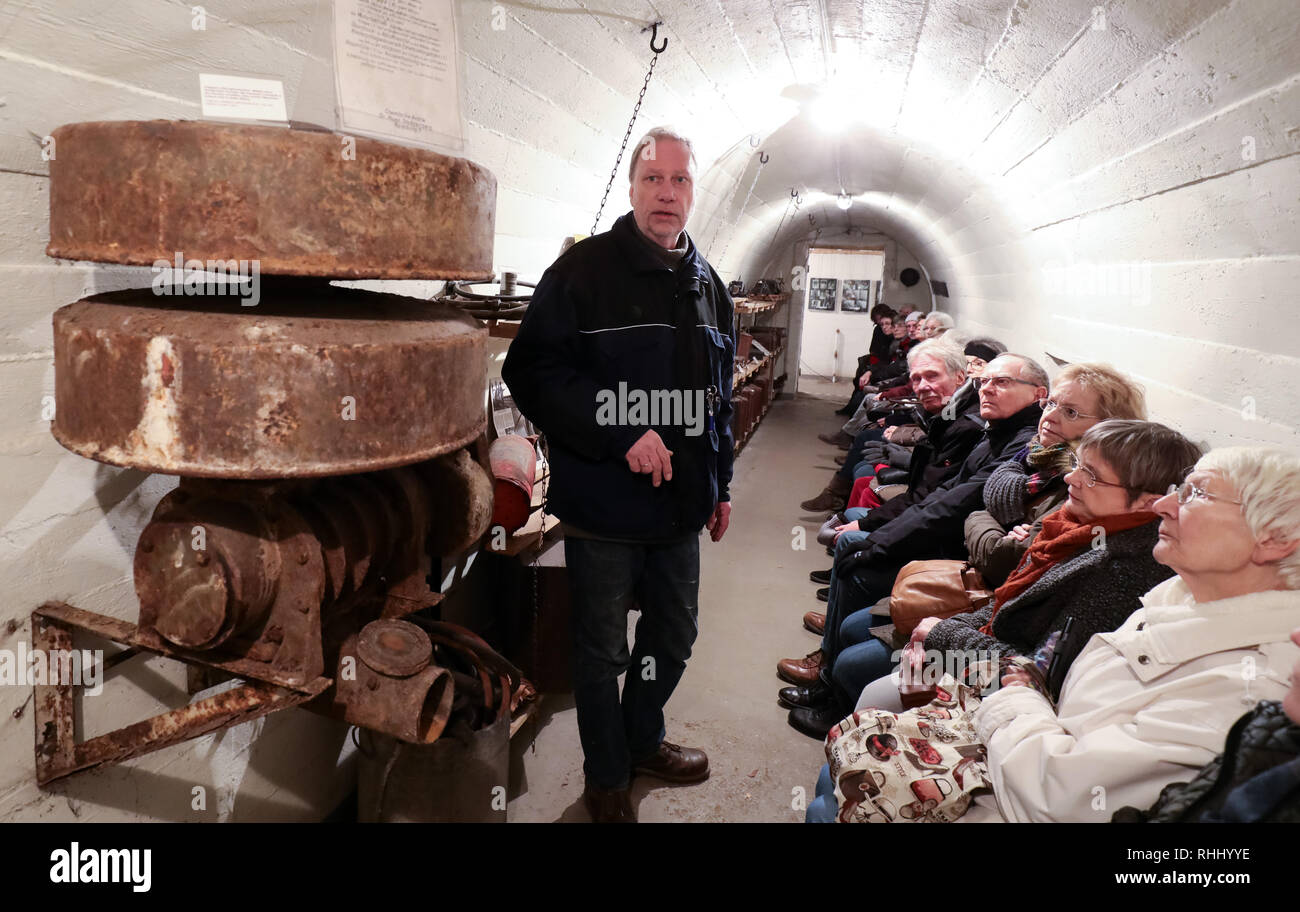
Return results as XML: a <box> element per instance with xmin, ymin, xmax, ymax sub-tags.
<box><xmin>716</xmin><ymin>0</ymin><xmax>1299</xmax><ymax>453</ymax></box>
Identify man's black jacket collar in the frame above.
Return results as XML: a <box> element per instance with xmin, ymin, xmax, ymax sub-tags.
<box><xmin>611</xmin><ymin>212</ymin><xmax>707</xmax><ymax>281</ymax></box>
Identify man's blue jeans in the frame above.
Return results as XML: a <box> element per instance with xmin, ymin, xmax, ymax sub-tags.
<box><xmin>564</xmin><ymin>533</ymin><xmax>700</xmax><ymax>790</ymax></box>
<box><xmin>835</xmin><ymin>426</ymin><xmax>886</xmax><ymax>485</ymax></box>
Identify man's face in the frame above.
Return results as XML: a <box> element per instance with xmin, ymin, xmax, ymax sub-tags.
<box><xmin>910</xmin><ymin>353</ymin><xmax>963</xmax><ymax>414</ymax></box>
<box><xmin>907</xmin><ymin>320</ymin><xmax>923</xmax><ymax>339</ymax></box>
<box><xmin>629</xmin><ymin>138</ymin><xmax>695</xmax><ymax>249</ymax></box>
<box><xmin>977</xmin><ymin>355</ymin><xmax>1045</xmax><ymax>420</ymax></box>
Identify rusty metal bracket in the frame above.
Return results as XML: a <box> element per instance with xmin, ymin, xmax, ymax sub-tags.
<box><xmin>31</xmin><ymin>601</ymin><xmax>330</xmax><ymax>787</ymax></box>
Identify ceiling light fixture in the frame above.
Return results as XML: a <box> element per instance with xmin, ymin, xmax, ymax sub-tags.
<box><xmin>836</xmin><ymin>192</ymin><xmax>852</xmax><ymax>210</ymax></box>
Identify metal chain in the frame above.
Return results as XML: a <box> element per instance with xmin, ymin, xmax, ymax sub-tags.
<box><xmin>714</xmin><ymin>151</ymin><xmax>768</xmax><ymax>266</ymax></box>
<box><xmin>591</xmin><ymin>50</ymin><xmax>661</xmax><ymax>235</ymax></box>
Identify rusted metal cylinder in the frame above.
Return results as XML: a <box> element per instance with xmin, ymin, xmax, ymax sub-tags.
<box><xmin>414</xmin><ymin>447</ymin><xmax>494</xmax><ymax>556</ymax></box>
<box><xmin>332</xmin><ymin>621</ymin><xmax>454</xmax><ymax>744</ymax></box>
<box><xmin>135</xmin><ymin>498</ymin><xmax>280</xmax><ymax>650</ymax></box>
<box><xmin>47</xmin><ymin>120</ymin><xmax>496</xmax><ymax>280</ymax></box>
<box><xmin>52</xmin><ymin>287</ymin><xmax>487</xmax><ymax>478</ymax></box>
<box><xmin>488</xmin><ymin>435</ymin><xmax>536</xmax><ymax>534</ymax></box>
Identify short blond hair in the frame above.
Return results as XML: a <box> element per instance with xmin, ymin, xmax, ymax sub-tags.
<box><xmin>1196</xmin><ymin>447</ymin><xmax>1300</xmax><ymax>590</ymax></box>
<box><xmin>1055</xmin><ymin>362</ymin><xmax>1147</xmax><ymax>420</ymax></box>
<box><xmin>629</xmin><ymin>127</ymin><xmax>697</xmax><ymax>182</ymax></box>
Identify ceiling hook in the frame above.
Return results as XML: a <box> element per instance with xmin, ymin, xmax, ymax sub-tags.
<box><xmin>758</xmin><ymin>151</ymin><xmax>769</xmax><ymax>164</ymax></box>
<box><xmin>648</xmin><ymin>21</ymin><xmax>668</xmax><ymax>53</ymax></box>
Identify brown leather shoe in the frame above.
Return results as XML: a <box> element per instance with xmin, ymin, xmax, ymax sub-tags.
<box><xmin>777</xmin><ymin>648</ymin><xmax>825</xmax><ymax>685</ymax></box>
<box><xmin>583</xmin><ymin>783</ymin><xmax>636</xmax><ymax>823</ymax></box>
<box><xmin>803</xmin><ymin>611</ymin><xmax>825</xmax><ymax>635</ymax></box>
<box><xmin>800</xmin><ymin>488</ymin><xmax>846</xmax><ymax>512</ymax></box>
<box><xmin>817</xmin><ymin>430</ymin><xmax>854</xmax><ymax>449</ymax></box>
<box><xmin>632</xmin><ymin>741</ymin><xmax>709</xmax><ymax>784</ymax></box>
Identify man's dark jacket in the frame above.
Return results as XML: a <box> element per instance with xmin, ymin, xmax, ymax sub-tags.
<box><xmin>837</xmin><ymin>400</ymin><xmax>1042</xmax><ymax>572</ymax></box>
<box><xmin>501</xmin><ymin>212</ymin><xmax>735</xmax><ymax>541</ymax></box>
<box><xmin>860</xmin><ymin>380</ymin><xmax>985</xmax><ymax>529</ymax></box>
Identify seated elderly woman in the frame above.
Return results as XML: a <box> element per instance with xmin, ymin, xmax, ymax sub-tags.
<box><xmin>973</xmin><ymin>446</ymin><xmax>1300</xmax><ymax>822</ymax></box>
<box><xmin>922</xmin><ymin>311</ymin><xmax>954</xmax><ymax>339</ymax></box>
<box><xmin>963</xmin><ymin>362</ymin><xmax>1148</xmax><ymax>587</ymax></box>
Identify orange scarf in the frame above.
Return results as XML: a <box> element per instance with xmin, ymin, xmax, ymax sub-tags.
<box><xmin>979</xmin><ymin>506</ymin><xmax>1157</xmax><ymax>635</ymax></box>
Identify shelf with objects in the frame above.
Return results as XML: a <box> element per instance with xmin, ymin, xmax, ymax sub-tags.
<box><xmin>728</xmin><ymin>280</ymin><xmax>791</xmax><ymax>454</ymax></box>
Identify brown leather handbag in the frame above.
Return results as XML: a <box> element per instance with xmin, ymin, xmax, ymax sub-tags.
<box><xmin>888</xmin><ymin>560</ymin><xmax>995</xmax><ymax>636</ymax></box>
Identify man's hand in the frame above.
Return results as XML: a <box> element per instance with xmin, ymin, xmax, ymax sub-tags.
<box><xmin>857</xmin><ymin>371</ymin><xmax>872</xmax><ymax>390</ymax></box>
<box><xmin>883</xmin><ymin>425</ymin><xmax>897</xmax><ymax>441</ymax></box>
<box><xmin>832</xmin><ymin>519</ymin><xmax>861</xmax><ymax>543</ymax></box>
<box><xmin>706</xmin><ymin>501</ymin><xmax>731</xmax><ymax>542</ymax></box>
<box><xmin>625</xmin><ymin>430</ymin><xmax>673</xmax><ymax>486</ymax></box>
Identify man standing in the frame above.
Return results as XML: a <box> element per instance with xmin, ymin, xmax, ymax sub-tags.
<box><xmin>502</xmin><ymin>127</ymin><xmax>735</xmax><ymax>823</ymax></box>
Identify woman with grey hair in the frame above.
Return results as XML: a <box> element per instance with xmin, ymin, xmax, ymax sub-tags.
<box><xmin>974</xmin><ymin>446</ymin><xmax>1300</xmax><ymax>822</ymax></box>
<box><xmin>922</xmin><ymin>311</ymin><xmax>954</xmax><ymax>338</ymax></box>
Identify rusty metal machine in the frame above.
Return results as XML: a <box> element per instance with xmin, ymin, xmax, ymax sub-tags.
<box><xmin>32</xmin><ymin>120</ymin><xmax>519</xmax><ymax>786</ymax></box>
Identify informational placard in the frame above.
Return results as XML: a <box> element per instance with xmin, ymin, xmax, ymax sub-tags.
<box><xmin>198</xmin><ymin>73</ymin><xmax>288</xmax><ymax>122</ymax></box>
<box><xmin>332</xmin><ymin>0</ymin><xmax>465</xmax><ymax>151</ymax></box>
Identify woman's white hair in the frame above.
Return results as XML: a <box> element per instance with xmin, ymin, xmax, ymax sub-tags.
<box><xmin>1197</xmin><ymin>447</ymin><xmax>1300</xmax><ymax>590</ymax></box>
<box><xmin>923</xmin><ymin>311</ymin><xmax>955</xmax><ymax>330</ymax></box>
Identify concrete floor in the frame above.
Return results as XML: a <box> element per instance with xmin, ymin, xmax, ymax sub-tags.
<box><xmin>506</xmin><ymin>389</ymin><xmax>853</xmax><ymax>822</ymax></box>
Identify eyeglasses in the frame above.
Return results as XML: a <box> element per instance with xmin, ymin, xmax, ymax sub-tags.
<box><xmin>1171</xmin><ymin>481</ymin><xmax>1243</xmax><ymax>506</ymax></box>
<box><xmin>1043</xmin><ymin>399</ymin><xmax>1101</xmax><ymax>422</ymax></box>
<box><xmin>973</xmin><ymin>375</ymin><xmax>1040</xmax><ymax>392</ymax></box>
<box><xmin>1068</xmin><ymin>453</ymin><xmax>1127</xmax><ymax>489</ymax></box>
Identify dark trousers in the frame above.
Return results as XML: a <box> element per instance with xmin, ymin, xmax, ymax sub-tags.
<box><xmin>835</xmin><ymin>426</ymin><xmax>887</xmax><ymax>485</ymax></box>
<box><xmin>564</xmin><ymin>533</ymin><xmax>700</xmax><ymax>790</ymax></box>
<box><xmin>818</xmin><ymin>547</ymin><xmax>900</xmax><ymax>706</ymax></box>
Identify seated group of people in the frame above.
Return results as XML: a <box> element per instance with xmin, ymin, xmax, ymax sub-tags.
<box><xmin>782</xmin><ymin>311</ymin><xmax>1300</xmax><ymax>823</ymax></box>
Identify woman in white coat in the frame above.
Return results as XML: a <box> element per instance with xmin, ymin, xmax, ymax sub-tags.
<box><xmin>973</xmin><ymin>446</ymin><xmax>1300</xmax><ymax>823</ymax></box>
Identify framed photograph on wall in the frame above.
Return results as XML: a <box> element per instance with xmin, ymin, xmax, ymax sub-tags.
<box><xmin>841</xmin><ymin>279</ymin><xmax>872</xmax><ymax>313</ymax></box>
<box><xmin>808</xmin><ymin>277</ymin><xmax>837</xmax><ymax>311</ymax></box>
